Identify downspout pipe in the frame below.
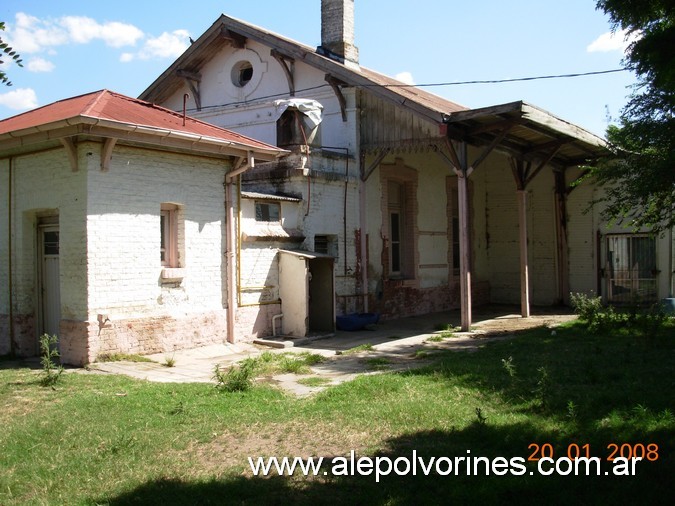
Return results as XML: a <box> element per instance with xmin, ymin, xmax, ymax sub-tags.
<box><xmin>224</xmin><ymin>152</ymin><xmax>254</xmax><ymax>344</ymax></box>
<box><xmin>319</xmin><ymin>146</ymin><xmax>350</xmax><ymax>278</ymax></box>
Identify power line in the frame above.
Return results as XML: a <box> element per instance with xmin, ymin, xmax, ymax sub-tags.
<box><xmin>189</xmin><ymin>68</ymin><xmax>628</xmax><ymax>113</ymax></box>
<box><xmin>380</xmin><ymin>68</ymin><xmax>628</xmax><ymax>88</ymax></box>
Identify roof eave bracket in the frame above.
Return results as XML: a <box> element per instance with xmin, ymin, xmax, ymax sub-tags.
<box><xmin>60</xmin><ymin>137</ymin><xmax>78</xmax><ymax>172</ymax></box>
<box><xmin>271</xmin><ymin>49</ymin><xmax>295</xmax><ymax>97</ymax></box>
<box><xmin>325</xmin><ymin>74</ymin><xmax>348</xmax><ymax>122</ymax></box>
<box><xmin>176</xmin><ymin>70</ymin><xmax>202</xmax><ymax>111</ymax></box>
<box><xmin>101</xmin><ymin>137</ymin><xmax>117</xmax><ymax>172</ymax></box>
<box><xmin>220</xmin><ymin>27</ymin><xmax>246</xmax><ymax>48</ymax></box>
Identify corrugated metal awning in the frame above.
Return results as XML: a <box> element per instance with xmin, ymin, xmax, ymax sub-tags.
<box><xmin>278</xmin><ymin>249</ymin><xmax>335</xmax><ymax>260</ymax></box>
<box><xmin>241</xmin><ymin>191</ymin><xmax>302</xmax><ymax>202</ymax></box>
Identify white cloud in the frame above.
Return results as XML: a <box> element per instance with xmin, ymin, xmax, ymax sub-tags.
<box><xmin>9</xmin><ymin>12</ymin><xmax>69</xmax><ymax>54</ymax></box>
<box><xmin>587</xmin><ymin>29</ymin><xmax>641</xmax><ymax>53</ymax></box>
<box><xmin>5</xmin><ymin>12</ymin><xmax>143</xmax><ymax>54</ymax></box>
<box><xmin>0</xmin><ymin>88</ymin><xmax>39</xmax><ymax>110</ymax></box>
<box><xmin>122</xmin><ymin>30</ymin><xmax>190</xmax><ymax>62</ymax></box>
<box><xmin>59</xmin><ymin>16</ymin><xmax>143</xmax><ymax>47</ymax></box>
<box><xmin>6</xmin><ymin>12</ymin><xmax>189</xmax><ymax>67</ymax></box>
<box><xmin>26</xmin><ymin>57</ymin><xmax>55</xmax><ymax>72</ymax></box>
<box><xmin>395</xmin><ymin>71</ymin><xmax>415</xmax><ymax>85</ymax></box>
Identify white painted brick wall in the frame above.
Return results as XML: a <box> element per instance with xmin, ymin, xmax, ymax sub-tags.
<box><xmin>3</xmin><ymin>148</ymin><xmax>88</xmax><ymax>320</ymax></box>
<box><xmin>86</xmin><ymin>144</ymin><xmax>228</xmax><ymax>320</ymax></box>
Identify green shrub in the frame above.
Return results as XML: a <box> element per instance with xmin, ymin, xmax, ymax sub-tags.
<box><xmin>39</xmin><ymin>334</ymin><xmax>64</xmax><ymax>387</ymax></box>
<box><xmin>570</xmin><ymin>292</ymin><xmax>603</xmax><ymax>324</ymax></box>
<box><xmin>213</xmin><ymin>359</ymin><xmax>256</xmax><ymax>392</ymax></box>
<box><xmin>570</xmin><ymin>292</ymin><xmax>669</xmax><ymax>337</ymax></box>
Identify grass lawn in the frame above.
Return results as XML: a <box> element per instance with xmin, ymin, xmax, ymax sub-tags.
<box><xmin>1</xmin><ymin>320</ymin><xmax>673</xmax><ymax>505</ymax></box>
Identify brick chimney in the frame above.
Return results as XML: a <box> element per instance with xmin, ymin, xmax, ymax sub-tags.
<box><xmin>318</xmin><ymin>0</ymin><xmax>359</xmax><ymax>68</ymax></box>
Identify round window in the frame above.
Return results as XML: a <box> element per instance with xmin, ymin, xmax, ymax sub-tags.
<box><xmin>232</xmin><ymin>61</ymin><xmax>253</xmax><ymax>87</ymax></box>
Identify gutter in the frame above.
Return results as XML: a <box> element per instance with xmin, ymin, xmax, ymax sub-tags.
<box><xmin>0</xmin><ymin>115</ymin><xmax>285</xmax><ymax>160</ymax></box>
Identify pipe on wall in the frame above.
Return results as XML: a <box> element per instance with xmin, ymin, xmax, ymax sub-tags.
<box><xmin>321</xmin><ymin>146</ymin><xmax>350</xmax><ymax>278</ymax></box>
<box><xmin>225</xmin><ymin>153</ymin><xmax>254</xmax><ymax>344</ymax></box>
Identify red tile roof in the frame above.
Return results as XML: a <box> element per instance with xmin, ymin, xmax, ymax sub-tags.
<box><xmin>0</xmin><ymin>89</ymin><xmax>282</xmax><ymax>155</ymax></box>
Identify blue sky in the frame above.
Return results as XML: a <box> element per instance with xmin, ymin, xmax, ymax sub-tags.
<box><xmin>0</xmin><ymin>0</ymin><xmax>637</xmax><ymax>136</ymax></box>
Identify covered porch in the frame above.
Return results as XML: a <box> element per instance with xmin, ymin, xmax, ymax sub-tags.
<box><xmin>361</xmin><ymin>101</ymin><xmax>609</xmax><ymax>330</ymax></box>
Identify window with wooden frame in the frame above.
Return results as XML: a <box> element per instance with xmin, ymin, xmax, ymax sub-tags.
<box><xmin>160</xmin><ymin>203</ymin><xmax>179</xmax><ymax>267</ymax></box>
<box><xmin>380</xmin><ymin>160</ymin><xmax>418</xmax><ymax>281</ymax></box>
<box><xmin>448</xmin><ymin>178</ymin><xmax>460</xmax><ymax>276</ymax></box>
<box><xmin>255</xmin><ymin>201</ymin><xmax>281</xmax><ymax>223</ymax></box>
<box><xmin>314</xmin><ymin>234</ymin><xmax>338</xmax><ymax>257</ymax></box>
<box><xmin>388</xmin><ymin>181</ymin><xmax>404</xmax><ymax>275</ymax></box>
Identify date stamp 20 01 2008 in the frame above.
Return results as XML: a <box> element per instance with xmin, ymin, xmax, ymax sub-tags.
<box><xmin>528</xmin><ymin>442</ymin><xmax>659</xmax><ymax>462</ymax></box>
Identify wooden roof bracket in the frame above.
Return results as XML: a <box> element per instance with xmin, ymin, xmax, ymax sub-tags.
<box><xmin>176</xmin><ymin>70</ymin><xmax>202</xmax><ymax>111</ymax></box>
<box><xmin>271</xmin><ymin>49</ymin><xmax>295</xmax><ymax>97</ymax></box>
<box><xmin>101</xmin><ymin>137</ymin><xmax>117</xmax><ymax>172</ymax></box>
<box><xmin>361</xmin><ymin>148</ymin><xmax>390</xmax><ymax>181</ymax></box>
<box><xmin>510</xmin><ymin>158</ymin><xmax>531</xmax><ymax>191</ymax></box>
<box><xmin>220</xmin><ymin>27</ymin><xmax>246</xmax><ymax>48</ymax></box>
<box><xmin>325</xmin><ymin>75</ymin><xmax>348</xmax><ymax>122</ymax></box>
<box><xmin>469</xmin><ymin>123</ymin><xmax>515</xmax><ymax>171</ymax></box>
<box><xmin>523</xmin><ymin>143</ymin><xmax>563</xmax><ymax>187</ymax></box>
<box><xmin>566</xmin><ymin>167</ymin><xmax>591</xmax><ymax>196</ymax></box>
<box><xmin>60</xmin><ymin>137</ymin><xmax>78</xmax><ymax>172</ymax></box>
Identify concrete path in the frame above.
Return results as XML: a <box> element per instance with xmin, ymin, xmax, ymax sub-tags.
<box><xmin>88</xmin><ymin>306</ymin><xmax>575</xmax><ymax>396</ymax></box>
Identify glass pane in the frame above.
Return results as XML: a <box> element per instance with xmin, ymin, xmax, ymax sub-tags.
<box><xmin>255</xmin><ymin>203</ymin><xmax>280</xmax><ymax>222</ymax></box>
<box><xmin>390</xmin><ymin>213</ymin><xmax>400</xmax><ymax>242</ymax></box>
<box><xmin>43</xmin><ymin>231</ymin><xmax>59</xmax><ymax>255</ymax></box>
<box><xmin>391</xmin><ymin>244</ymin><xmax>401</xmax><ymax>273</ymax></box>
<box><xmin>388</xmin><ymin>181</ymin><xmax>401</xmax><ymax>206</ymax></box>
<box><xmin>160</xmin><ymin>214</ymin><xmax>166</xmax><ymax>262</ymax></box>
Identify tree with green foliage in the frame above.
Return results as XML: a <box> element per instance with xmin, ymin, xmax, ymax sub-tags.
<box><xmin>0</xmin><ymin>21</ymin><xmax>23</xmax><ymax>86</ymax></box>
<box><xmin>592</xmin><ymin>0</ymin><xmax>675</xmax><ymax>233</ymax></box>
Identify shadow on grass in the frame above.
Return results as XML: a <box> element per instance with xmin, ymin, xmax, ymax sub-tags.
<box><xmin>98</xmin><ymin>421</ymin><xmax>673</xmax><ymax>505</ymax></box>
<box><xmin>99</xmin><ymin>322</ymin><xmax>675</xmax><ymax>505</ymax></box>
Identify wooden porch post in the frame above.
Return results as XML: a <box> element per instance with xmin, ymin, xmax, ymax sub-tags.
<box><xmin>458</xmin><ymin>171</ymin><xmax>472</xmax><ymax>331</ymax></box>
<box><xmin>510</xmin><ymin>158</ymin><xmax>531</xmax><ymax>318</ymax></box>
<box><xmin>439</xmin><ymin>131</ymin><xmax>517</xmax><ymax>331</ymax></box>
<box><xmin>517</xmin><ymin>189</ymin><xmax>530</xmax><ymax>317</ymax></box>
<box><xmin>456</xmin><ymin>142</ymin><xmax>472</xmax><ymax>331</ymax></box>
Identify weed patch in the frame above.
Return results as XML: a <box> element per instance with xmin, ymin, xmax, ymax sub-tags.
<box><xmin>341</xmin><ymin>344</ymin><xmax>374</xmax><ymax>355</ymax></box>
<box><xmin>297</xmin><ymin>377</ymin><xmax>331</xmax><ymax>387</ymax></box>
<box><xmin>570</xmin><ymin>291</ymin><xmax>671</xmax><ymax>338</ymax></box>
<box><xmin>38</xmin><ymin>334</ymin><xmax>64</xmax><ymax>387</ymax></box>
<box><xmin>213</xmin><ymin>359</ymin><xmax>256</xmax><ymax>392</ymax></box>
<box><xmin>97</xmin><ymin>353</ymin><xmax>155</xmax><ymax>363</ymax></box>
<box><xmin>363</xmin><ymin>357</ymin><xmax>391</xmax><ymax>370</ymax></box>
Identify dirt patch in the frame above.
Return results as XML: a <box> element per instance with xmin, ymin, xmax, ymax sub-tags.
<box><xmin>471</xmin><ymin>313</ymin><xmax>577</xmax><ymax>334</ymax></box>
<box><xmin>268</xmin><ymin>313</ymin><xmax>578</xmax><ymax>397</ymax></box>
<box><xmin>188</xmin><ymin>420</ymin><xmax>379</xmax><ymax>475</ymax></box>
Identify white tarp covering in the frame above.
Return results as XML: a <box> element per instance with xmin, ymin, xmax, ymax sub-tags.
<box><xmin>273</xmin><ymin>98</ymin><xmax>324</xmax><ymax>128</ymax></box>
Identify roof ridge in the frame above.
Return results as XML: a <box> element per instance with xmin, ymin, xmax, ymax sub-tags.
<box><xmin>80</xmin><ymin>89</ymin><xmax>110</xmax><ymax>116</ymax></box>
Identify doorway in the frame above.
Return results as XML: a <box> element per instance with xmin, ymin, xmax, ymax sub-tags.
<box><xmin>39</xmin><ymin>222</ymin><xmax>61</xmax><ymax>342</ymax></box>
<box><xmin>278</xmin><ymin>250</ymin><xmax>335</xmax><ymax>336</ymax></box>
